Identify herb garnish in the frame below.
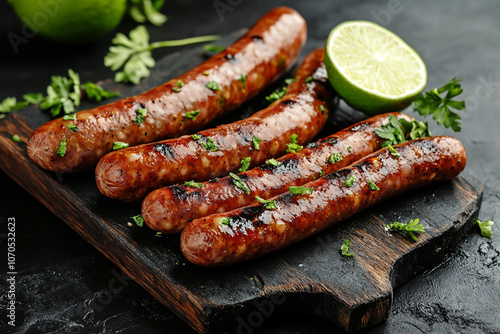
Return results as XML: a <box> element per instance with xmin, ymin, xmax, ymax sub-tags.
<box><xmin>105</xmin><ymin>25</ymin><xmax>219</xmax><ymax>84</ymax></box>
<box><xmin>289</xmin><ymin>186</ymin><xmax>313</xmax><ymax>195</ymax></box>
<box><xmin>413</xmin><ymin>78</ymin><xmax>465</xmax><ymax>132</ymax></box>
<box><xmin>184</xmin><ymin>180</ymin><xmax>203</xmax><ymax>189</ymax></box>
<box><xmin>368</xmin><ymin>180</ymin><xmax>380</xmax><ymax>191</ymax></box>
<box><xmin>63</xmin><ymin>114</ymin><xmax>76</xmax><ymax>121</ymax></box>
<box><xmin>56</xmin><ymin>139</ymin><xmax>67</xmax><ymax>157</ymax></box>
<box><xmin>12</xmin><ymin>135</ymin><xmax>20</xmax><ymax>143</ymax></box>
<box><xmin>265</xmin><ymin>87</ymin><xmax>287</xmax><ymax>103</ymax></box>
<box><xmin>341</xmin><ymin>239</ymin><xmax>355</xmax><ymax>257</ymax></box>
<box><xmin>345</xmin><ymin>174</ymin><xmax>357</xmax><ymax>188</ymax></box>
<box><xmin>128</xmin><ymin>0</ymin><xmax>167</xmax><ymax>26</ymax></box>
<box><xmin>266</xmin><ymin>158</ymin><xmax>281</xmax><ymax>166</ymax></box>
<box><xmin>285</xmin><ymin>78</ymin><xmax>296</xmax><ymax>85</ymax></box>
<box><xmin>255</xmin><ymin>196</ymin><xmax>277</xmax><ymax>210</ymax></box>
<box><xmin>286</xmin><ymin>134</ymin><xmax>303</xmax><ymax>153</ymax></box>
<box><xmin>375</xmin><ymin>114</ymin><xmax>431</xmax><ymax>147</ymax></box>
<box><xmin>229</xmin><ymin>172</ymin><xmax>250</xmax><ymax>194</ymax></box>
<box><xmin>239</xmin><ymin>157</ymin><xmax>251</xmax><ymax>172</ymax></box>
<box><xmin>131</xmin><ymin>214</ymin><xmax>145</xmax><ymax>227</ymax></box>
<box><xmin>252</xmin><ymin>137</ymin><xmax>262</xmax><ymax>150</ymax></box>
<box><xmin>220</xmin><ymin>217</ymin><xmax>230</xmax><ymax>225</ymax></box>
<box><xmin>83</xmin><ymin>82</ymin><xmax>119</xmax><ymax>102</ymax></box>
<box><xmin>476</xmin><ymin>219</ymin><xmax>494</xmax><ymax>238</ymax></box>
<box><xmin>203</xmin><ymin>45</ymin><xmax>225</xmax><ymax>53</ymax></box>
<box><xmin>206</xmin><ymin>81</ymin><xmax>221</xmax><ymax>91</ymax></box>
<box><xmin>385</xmin><ymin>218</ymin><xmax>425</xmax><ymax>242</ymax></box>
<box><xmin>305</xmin><ymin>76</ymin><xmax>313</xmax><ymax>83</ymax></box>
<box><xmin>134</xmin><ymin>108</ymin><xmax>148</xmax><ymax>125</ymax></box>
<box><xmin>192</xmin><ymin>134</ymin><xmax>218</xmax><ymax>151</ymax></box>
<box><xmin>329</xmin><ymin>152</ymin><xmax>342</xmax><ymax>163</ymax></box>
<box><xmin>239</xmin><ymin>74</ymin><xmax>246</xmax><ymax>92</ymax></box>
<box><xmin>113</xmin><ymin>142</ymin><xmax>130</xmax><ymax>150</ymax></box>
<box><xmin>185</xmin><ymin>109</ymin><xmax>200</xmax><ymax>121</ymax></box>
<box><xmin>387</xmin><ymin>144</ymin><xmax>400</xmax><ymax>157</ymax></box>
<box><xmin>66</xmin><ymin>124</ymin><xmax>78</xmax><ymax>132</ymax></box>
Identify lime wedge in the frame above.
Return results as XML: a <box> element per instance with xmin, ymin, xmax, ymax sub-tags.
<box><xmin>325</xmin><ymin>21</ymin><xmax>427</xmax><ymax>115</ymax></box>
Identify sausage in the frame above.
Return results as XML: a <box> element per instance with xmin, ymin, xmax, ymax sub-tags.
<box><xmin>143</xmin><ymin>112</ymin><xmax>414</xmax><ymax>233</ymax></box>
<box><xmin>95</xmin><ymin>48</ymin><xmax>334</xmax><ymax>202</ymax></box>
<box><xmin>180</xmin><ymin>136</ymin><xmax>467</xmax><ymax>266</ymax></box>
<box><xmin>26</xmin><ymin>7</ymin><xmax>307</xmax><ymax>173</ymax></box>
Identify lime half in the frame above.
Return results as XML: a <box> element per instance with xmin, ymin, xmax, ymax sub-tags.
<box><xmin>325</xmin><ymin>21</ymin><xmax>427</xmax><ymax>115</ymax></box>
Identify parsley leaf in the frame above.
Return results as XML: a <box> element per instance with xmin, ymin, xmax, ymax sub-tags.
<box><xmin>368</xmin><ymin>180</ymin><xmax>380</xmax><ymax>191</ymax></box>
<box><xmin>386</xmin><ymin>218</ymin><xmax>425</xmax><ymax>242</ymax></box>
<box><xmin>286</xmin><ymin>134</ymin><xmax>303</xmax><ymax>153</ymax></box>
<box><xmin>66</xmin><ymin>124</ymin><xmax>78</xmax><ymax>132</ymax></box>
<box><xmin>375</xmin><ymin>114</ymin><xmax>431</xmax><ymax>147</ymax></box>
<box><xmin>220</xmin><ymin>217</ymin><xmax>231</xmax><ymax>225</ymax></box>
<box><xmin>113</xmin><ymin>142</ymin><xmax>130</xmax><ymax>150</ymax></box>
<box><xmin>131</xmin><ymin>214</ymin><xmax>145</xmax><ymax>227</ymax></box>
<box><xmin>105</xmin><ymin>25</ymin><xmax>219</xmax><ymax>84</ymax></box>
<box><xmin>265</xmin><ymin>87</ymin><xmax>287</xmax><ymax>103</ymax></box>
<box><xmin>40</xmin><ymin>69</ymin><xmax>81</xmax><ymax>116</ymax></box>
<box><xmin>129</xmin><ymin>0</ymin><xmax>167</xmax><ymax>26</ymax></box>
<box><xmin>83</xmin><ymin>82</ymin><xmax>119</xmax><ymax>102</ymax></box>
<box><xmin>266</xmin><ymin>158</ymin><xmax>281</xmax><ymax>166</ymax></box>
<box><xmin>134</xmin><ymin>108</ymin><xmax>148</xmax><ymax>125</ymax></box>
<box><xmin>56</xmin><ymin>139</ymin><xmax>67</xmax><ymax>157</ymax></box>
<box><xmin>184</xmin><ymin>180</ymin><xmax>203</xmax><ymax>189</ymax></box>
<box><xmin>252</xmin><ymin>137</ymin><xmax>262</xmax><ymax>150</ymax></box>
<box><xmin>206</xmin><ymin>81</ymin><xmax>221</xmax><ymax>91</ymax></box>
<box><xmin>289</xmin><ymin>186</ymin><xmax>313</xmax><ymax>195</ymax></box>
<box><xmin>185</xmin><ymin>110</ymin><xmax>200</xmax><ymax>121</ymax></box>
<box><xmin>239</xmin><ymin>157</ymin><xmax>251</xmax><ymax>172</ymax></box>
<box><xmin>345</xmin><ymin>175</ymin><xmax>357</xmax><ymax>188</ymax></box>
<box><xmin>12</xmin><ymin>135</ymin><xmax>20</xmax><ymax>143</ymax></box>
<box><xmin>412</xmin><ymin>78</ymin><xmax>465</xmax><ymax>132</ymax></box>
<box><xmin>229</xmin><ymin>172</ymin><xmax>250</xmax><ymax>195</ymax></box>
<box><xmin>192</xmin><ymin>134</ymin><xmax>218</xmax><ymax>151</ymax></box>
<box><xmin>341</xmin><ymin>239</ymin><xmax>355</xmax><ymax>257</ymax></box>
<box><xmin>255</xmin><ymin>196</ymin><xmax>277</xmax><ymax>210</ymax></box>
<box><xmin>476</xmin><ymin>219</ymin><xmax>494</xmax><ymax>238</ymax></box>
<box><xmin>203</xmin><ymin>45</ymin><xmax>225</xmax><ymax>53</ymax></box>
<box><xmin>387</xmin><ymin>144</ymin><xmax>400</xmax><ymax>158</ymax></box>
<box><xmin>0</xmin><ymin>97</ymin><xmax>29</xmax><ymax>114</ymax></box>
<box><xmin>329</xmin><ymin>152</ymin><xmax>342</xmax><ymax>164</ymax></box>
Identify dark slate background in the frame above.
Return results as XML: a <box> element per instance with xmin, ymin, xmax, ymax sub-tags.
<box><xmin>1</xmin><ymin>0</ymin><xmax>499</xmax><ymax>333</ymax></box>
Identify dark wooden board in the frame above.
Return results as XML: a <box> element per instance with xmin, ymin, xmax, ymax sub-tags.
<box><xmin>0</xmin><ymin>35</ymin><xmax>484</xmax><ymax>333</ymax></box>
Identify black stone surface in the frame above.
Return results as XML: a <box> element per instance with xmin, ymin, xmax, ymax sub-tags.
<box><xmin>1</xmin><ymin>1</ymin><xmax>499</xmax><ymax>333</ymax></box>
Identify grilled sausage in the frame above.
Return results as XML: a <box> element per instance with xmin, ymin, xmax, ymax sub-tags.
<box><xmin>95</xmin><ymin>48</ymin><xmax>334</xmax><ymax>202</ymax></box>
<box><xmin>143</xmin><ymin>112</ymin><xmax>414</xmax><ymax>233</ymax></box>
<box><xmin>27</xmin><ymin>7</ymin><xmax>307</xmax><ymax>173</ymax></box>
<box><xmin>180</xmin><ymin>136</ymin><xmax>467</xmax><ymax>266</ymax></box>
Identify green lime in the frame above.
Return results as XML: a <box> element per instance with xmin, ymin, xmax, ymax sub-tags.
<box><xmin>9</xmin><ymin>0</ymin><xmax>127</xmax><ymax>44</ymax></box>
<box><xmin>325</xmin><ymin>21</ymin><xmax>427</xmax><ymax>115</ymax></box>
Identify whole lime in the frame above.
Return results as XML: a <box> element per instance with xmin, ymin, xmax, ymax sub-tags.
<box><xmin>9</xmin><ymin>0</ymin><xmax>127</xmax><ymax>44</ymax></box>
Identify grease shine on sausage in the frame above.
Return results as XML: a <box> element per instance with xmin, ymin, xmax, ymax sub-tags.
<box><xmin>180</xmin><ymin>136</ymin><xmax>467</xmax><ymax>266</ymax></box>
<box><xmin>27</xmin><ymin>7</ymin><xmax>307</xmax><ymax>173</ymax></box>
<box><xmin>143</xmin><ymin>112</ymin><xmax>414</xmax><ymax>233</ymax></box>
<box><xmin>96</xmin><ymin>48</ymin><xmax>334</xmax><ymax>202</ymax></box>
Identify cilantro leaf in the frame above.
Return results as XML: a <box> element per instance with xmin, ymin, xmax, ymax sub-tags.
<box><xmin>412</xmin><ymin>78</ymin><xmax>465</xmax><ymax>132</ymax></box>
<box><xmin>40</xmin><ymin>69</ymin><xmax>81</xmax><ymax>116</ymax></box>
<box><xmin>0</xmin><ymin>97</ymin><xmax>28</xmax><ymax>114</ymax></box>
<box><xmin>129</xmin><ymin>0</ymin><xmax>167</xmax><ymax>26</ymax></box>
<box><xmin>476</xmin><ymin>219</ymin><xmax>494</xmax><ymax>238</ymax></box>
<box><xmin>386</xmin><ymin>218</ymin><xmax>426</xmax><ymax>242</ymax></box>
<box><xmin>375</xmin><ymin>114</ymin><xmax>431</xmax><ymax>147</ymax></box>
<box><xmin>105</xmin><ymin>26</ymin><xmax>220</xmax><ymax>84</ymax></box>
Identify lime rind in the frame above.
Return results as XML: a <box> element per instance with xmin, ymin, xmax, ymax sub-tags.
<box><xmin>325</xmin><ymin>20</ymin><xmax>427</xmax><ymax>114</ymax></box>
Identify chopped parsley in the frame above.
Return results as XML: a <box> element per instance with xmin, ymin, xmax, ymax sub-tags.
<box><xmin>476</xmin><ymin>219</ymin><xmax>494</xmax><ymax>238</ymax></box>
<box><xmin>265</xmin><ymin>87</ymin><xmax>287</xmax><ymax>103</ymax></box>
<box><xmin>319</xmin><ymin>171</ymin><xmax>325</xmax><ymax>176</ymax></box>
<box><xmin>12</xmin><ymin>134</ymin><xmax>20</xmax><ymax>142</ymax></box>
<box><xmin>203</xmin><ymin>44</ymin><xmax>225</xmax><ymax>53</ymax></box>
<box><xmin>172</xmin><ymin>87</ymin><xmax>181</xmax><ymax>92</ymax></box>
<box><xmin>375</xmin><ymin>114</ymin><xmax>431</xmax><ymax>147</ymax></box>
<box><xmin>229</xmin><ymin>172</ymin><xmax>250</xmax><ymax>194</ymax></box>
<box><xmin>347</xmin><ymin>145</ymin><xmax>352</xmax><ymax>153</ymax></box>
<box><xmin>184</xmin><ymin>180</ymin><xmax>203</xmax><ymax>188</ymax></box>
<box><xmin>345</xmin><ymin>174</ymin><xmax>357</xmax><ymax>188</ymax></box>
<box><xmin>289</xmin><ymin>186</ymin><xmax>313</xmax><ymax>195</ymax></box>
<box><xmin>83</xmin><ymin>82</ymin><xmax>119</xmax><ymax>102</ymax></box>
<box><xmin>341</xmin><ymin>239</ymin><xmax>355</xmax><ymax>257</ymax></box>
<box><xmin>239</xmin><ymin>157</ymin><xmax>251</xmax><ymax>172</ymax></box>
<box><xmin>66</xmin><ymin>124</ymin><xmax>78</xmax><ymax>132</ymax></box>
<box><xmin>387</xmin><ymin>144</ymin><xmax>400</xmax><ymax>157</ymax></box>
<box><xmin>329</xmin><ymin>152</ymin><xmax>342</xmax><ymax>163</ymax></box>
<box><xmin>304</xmin><ymin>76</ymin><xmax>313</xmax><ymax>83</ymax></box>
<box><xmin>220</xmin><ymin>217</ymin><xmax>230</xmax><ymax>225</ymax></box>
<box><xmin>56</xmin><ymin>139</ymin><xmax>67</xmax><ymax>157</ymax></box>
<box><xmin>185</xmin><ymin>109</ymin><xmax>200</xmax><ymax>121</ymax></box>
<box><xmin>176</xmin><ymin>79</ymin><xmax>184</xmax><ymax>88</ymax></box>
<box><xmin>285</xmin><ymin>78</ymin><xmax>296</xmax><ymax>85</ymax></box>
<box><xmin>206</xmin><ymin>81</ymin><xmax>221</xmax><ymax>91</ymax></box>
<box><xmin>252</xmin><ymin>137</ymin><xmax>262</xmax><ymax>150</ymax></box>
<box><xmin>155</xmin><ymin>231</ymin><xmax>163</xmax><ymax>237</ymax></box>
<box><xmin>368</xmin><ymin>180</ymin><xmax>380</xmax><ymax>191</ymax></box>
<box><xmin>113</xmin><ymin>141</ymin><xmax>129</xmax><ymax>150</ymax></box>
<box><xmin>286</xmin><ymin>134</ymin><xmax>303</xmax><ymax>153</ymax></box>
<box><xmin>266</xmin><ymin>158</ymin><xmax>281</xmax><ymax>166</ymax></box>
<box><xmin>63</xmin><ymin>113</ymin><xmax>76</xmax><ymax>120</ymax></box>
<box><xmin>255</xmin><ymin>196</ymin><xmax>277</xmax><ymax>210</ymax></box>
<box><xmin>202</xmin><ymin>71</ymin><xmax>210</xmax><ymax>76</ymax></box>
<box><xmin>134</xmin><ymin>107</ymin><xmax>147</xmax><ymax>125</ymax></box>
<box><xmin>131</xmin><ymin>214</ymin><xmax>144</xmax><ymax>227</ymax></box>
<box><xmin>319</xmin><ymin>105</ymin><xmax>325</xmax><ymax>112</ymax></box>
<box><xmin>192</xmin><ymin>134</ymin><xmax>218</xmax><ymax>151</ymax></box>
<box><xmin>239</xmin><ymin>74</ymin><xmax>246</xmax><ymax>92</ymax></box>
<box><xmin>385</xmin><ymin>218</ymin><xmax>426</xmax><ymax>242</ymax></box>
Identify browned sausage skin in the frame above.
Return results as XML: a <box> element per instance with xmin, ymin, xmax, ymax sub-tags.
<box><xmin>180</xmin><ymin>136</ymin><xmax>467</xmax><ymax>266</ymax></box>
<box><xmin>27</xmin><ymin>7</ymin><xmax>307</xmax><ymax>173</ymax></box>
<box><xmin>143</xmin><ymin>112</ymin><xmax>414</xmax><ymax>233</ymax></box>
<box><xmin>95</xmin><ymin>48</ymin><xmax>333</xmax><ymax>202</ymax></box>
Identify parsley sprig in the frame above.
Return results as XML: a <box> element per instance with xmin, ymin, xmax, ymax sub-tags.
<box><xmin>129</xmin><ymin>0</ymin><xmax>167</xmax><ymax>26</ymax></box>
<box><xmin>385</xmin><ymin>218</ymin><xmax>426</xmax><ymax>242</ymax></box>
<box><xmin>105</xmin><ymin>26</ymin><xmax>220</xmax><ymax>84</ymax></box>
<box><xmin>375</xmin><ymin>114</ymin><xmax>431</xmax><ymax>147</ymax></box>
<box><xmin>412</xmin><ymin>78</ymin><xmax>465</xmax><ymax>132</ymax></box>
<box><xmin>476</xmin><ymin>219</ymin><xmax>494</xmax><ymax>238</ymax></box>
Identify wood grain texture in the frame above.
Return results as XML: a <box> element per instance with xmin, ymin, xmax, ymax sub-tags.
<box><xmin>0</xmin><ymin>38</ymin><xmax>483</xmax><ymax>333</ymax></box>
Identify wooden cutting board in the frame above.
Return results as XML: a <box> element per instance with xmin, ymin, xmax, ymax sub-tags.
<box><xmin>0</xmin><ymin>36</ymin><xmax>483</xmax><ymax>333</ymax></box>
